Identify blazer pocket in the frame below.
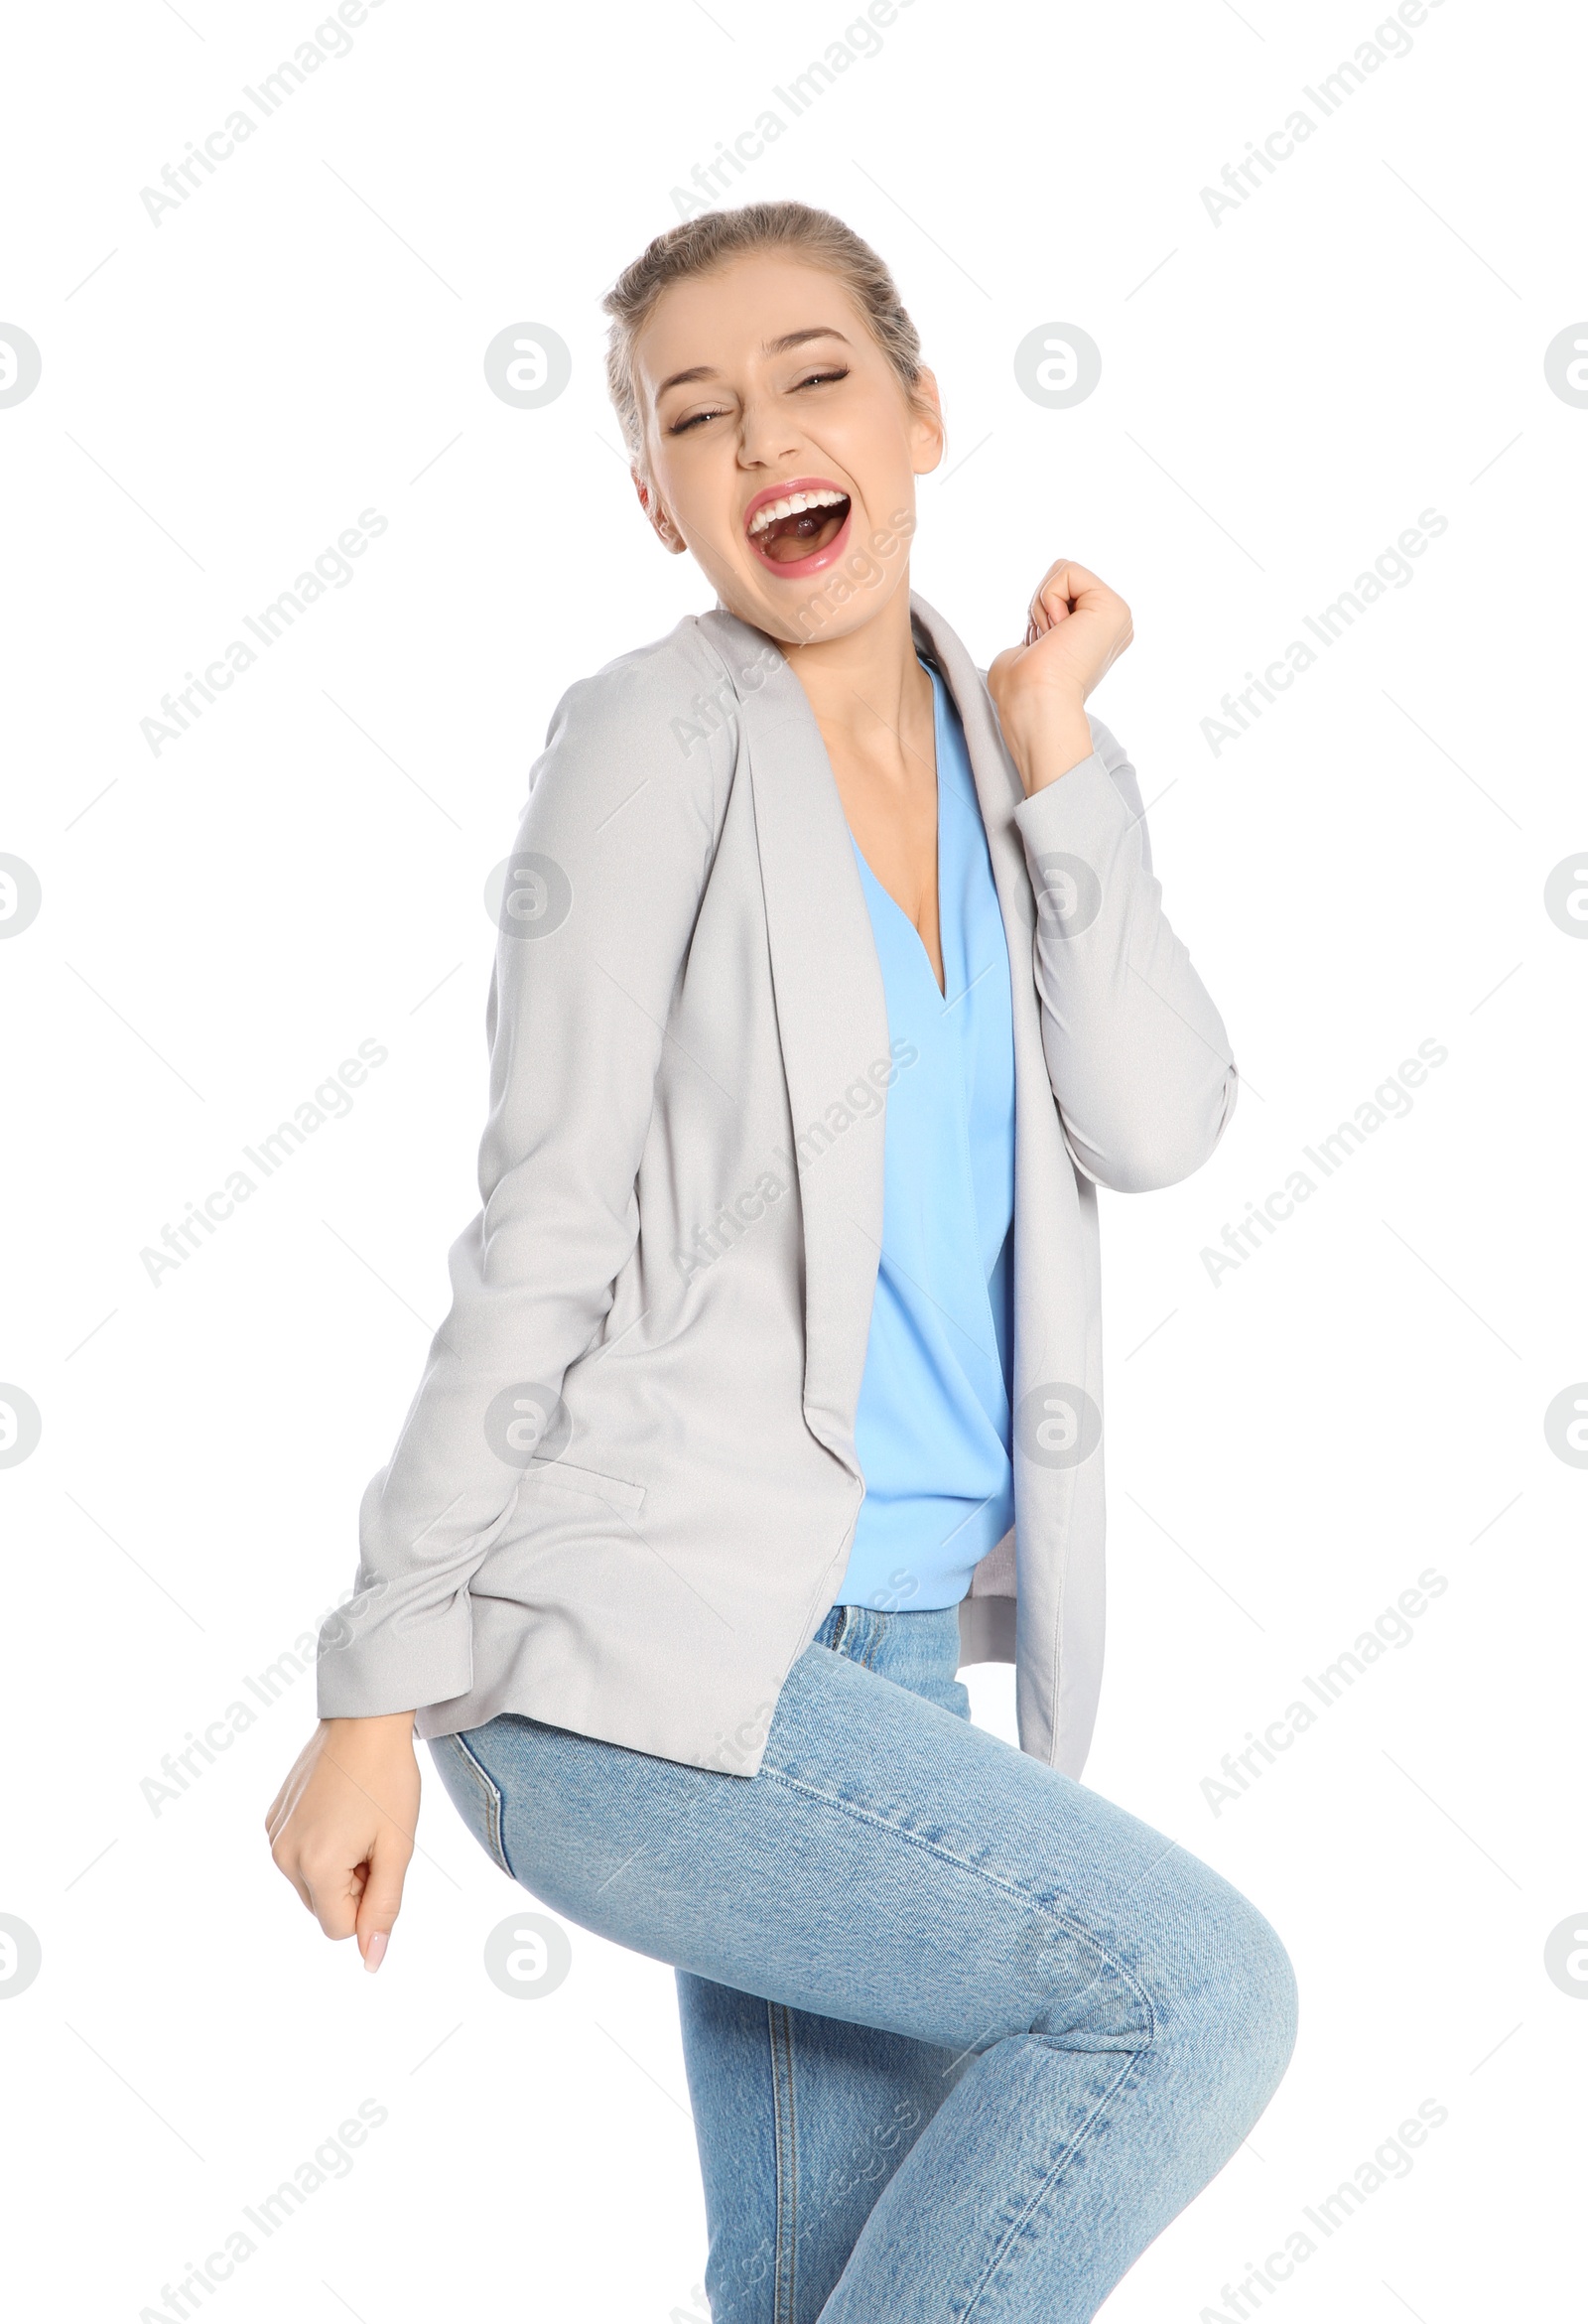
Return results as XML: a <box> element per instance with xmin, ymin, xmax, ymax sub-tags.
<box><xmin>526</xmin><ymin>1454</ymin><xmax>647</xmax><ymax>1515</ymax></box>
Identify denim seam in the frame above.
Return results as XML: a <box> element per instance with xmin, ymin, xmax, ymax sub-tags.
<box><xmin>960</xmin><ymin>2045</ymin><xmax>1148</xmax><ymax>2323</ymax></box>
<box><xmin>755</xmin><ymin>1764</ymin><xmax>1156</xmax><ymax>2049</ymax></box>
<box><xmin>444</xmin><ymin>1729</ymin><xmax>515</xmax><ymax>1882</ymax></box>
<box><xmin>767</xmin><ymin>1999</ymin><xmax>798</xmax><ymax>2324</ymax></box>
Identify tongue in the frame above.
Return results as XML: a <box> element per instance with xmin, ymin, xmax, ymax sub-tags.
<box><xmin>761</xmin><ymin>499</ymin><xmax>847</xmax><ymax>558</ymax></box>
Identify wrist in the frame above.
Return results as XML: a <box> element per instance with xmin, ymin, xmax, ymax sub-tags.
<box><xmin>326</xmin><ymin>1710</ymin><xmax>416</xmax><ymax>1743</ymax></box>
<box><xmin>998</xmin><ymin>695</ymin><xmax>1096</xmax><ymax>797</ymax></box>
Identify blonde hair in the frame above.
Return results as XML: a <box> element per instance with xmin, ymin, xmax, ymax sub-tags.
<box><xmin>601</xmin><ymin>201</ymin><xmax>938</xmax><ymax>482</ymax></box>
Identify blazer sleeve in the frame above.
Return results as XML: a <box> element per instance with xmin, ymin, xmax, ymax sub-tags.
<box><xmin>1008</xmin><ymin>711</ymin><xmax>1238</xmax><ymax>1194</ymax></box>
<box><xmin>316</xmin><ymin>661</ymin><xmax>727</xmax><ymax>1717</ymax></box>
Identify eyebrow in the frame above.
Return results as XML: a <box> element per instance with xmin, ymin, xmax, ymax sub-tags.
<box><xmin>652</xmin><ymin>327</ymin><xmax>853</xmax><ymax>404</ymax></box>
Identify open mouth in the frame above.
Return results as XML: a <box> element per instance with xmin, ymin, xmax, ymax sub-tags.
<box><xmin>744</xmin><ymin>481</ymin><xmax>853</xmax><ymax>573</ymax></box>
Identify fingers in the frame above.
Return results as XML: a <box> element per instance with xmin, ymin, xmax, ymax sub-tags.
<box><xmin>1022</xmin><ymin>561</ymin><xmax>1134</xmax><ymax>682</ymax></box>
<box><xmin>1025</xmin><ymin>598</ymin><xmax>1068</xmax><ymax>645</ymax></box>
<box><xmin>298</xmin><ymin>1846</ymin><xmax>372</xmax><ymax>1943</ymax></box>
<box><xmin>1022</xmin><ymin>566</ymin><xmax>1083</xmax><ymax>650</ymax></box>
<box><xmin>270</xmin><ymin>1850</ymin><xmax>315</xmax><ymax>1917</ymax></box>
<box><xmin>280</xmin><ymin>1820</ymin><xmax>410</xmax><ymax>1946</ymax></box>
<box><xmin>267</xmin><ymin>1788</ymin><xmax>367</xmax><ymax>1927</ymax></box>
<box><xmin>354</xmin><ymin>1830</ymin><xmax>415</xmax><ymax>1973</ymax></box>
<box><xmin>1030</xmin><ymin>561</ymin><xmax>1104</xmax><ymax>631</ymax></box>
<box><xmin>268</xmin><ymin>1822</ymin><xmax>327</xmax><ymax>1920</ymax></box>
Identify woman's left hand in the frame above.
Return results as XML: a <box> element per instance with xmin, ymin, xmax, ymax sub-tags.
<box><xmin>987</xmin><ymin>562</ymin><xmax>1133</xmax><ymax>795</ymax></box>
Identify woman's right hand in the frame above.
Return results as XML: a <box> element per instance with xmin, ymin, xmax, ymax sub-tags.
<box><xmin>265</xmin><ymin>1712</ymin><xmax>421</xmax><ymax>1971</ymax></box>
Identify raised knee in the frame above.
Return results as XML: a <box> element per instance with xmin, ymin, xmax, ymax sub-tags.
<box><xmin>1145</xmin><ymin>1865</ymin><xmax>1298</xmax><ymax>2136</ymax></box>
<box><xmin>1231</xmin><ymin>1897</ymin><xmax>1299</xmax><ymax>2103</ymax></box>
<box><xmin>1195</xmin><ymin>1888</ymin><xmax>1298</xmax><ymax>2143</ymax></box>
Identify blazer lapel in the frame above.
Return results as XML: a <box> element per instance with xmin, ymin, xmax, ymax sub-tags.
<box><xmin>905</xmin><ymin>590</ymin><xmax>1036</xmax><ymax>985</ymax></box>
<box><xmin>696</xmin><ymin>592</ymin><xmax>1061</xmax><ymax>1487</ymax></box>
<box><xmin>905</xmin><ymin>594</ymin><xmax>1092</xmax><ymax>1467</ymax></box>
<box><xmin>698</xmin><ymin>606</ymin><xmax>890</xmax><ymax>1480</ymax></box>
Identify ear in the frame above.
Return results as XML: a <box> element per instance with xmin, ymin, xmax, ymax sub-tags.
<box><xmin>633</xmin><ymin>469</ymin><xmax>687</xmax><ymax>556</ymax></box>
<box><xmin>908</xmin><ymin>366</ymin><xmax>946</xmax><ymax>479</ymax></box>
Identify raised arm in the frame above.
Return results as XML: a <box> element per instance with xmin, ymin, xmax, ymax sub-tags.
<box><xmin>987</xmin><ymin>562</ymin><xmax>1238</xmax><ymax>1193</ymax></box>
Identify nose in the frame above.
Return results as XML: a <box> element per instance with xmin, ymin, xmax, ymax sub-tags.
<box><xmin>735</xmin><ymin>388</ymin><xmax>805</xmax><ymax>476</ymax></box>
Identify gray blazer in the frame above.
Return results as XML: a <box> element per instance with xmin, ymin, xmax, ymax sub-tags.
<box><xmin>316</xmin><ymin>593</ymin><xmax>1237</xmax><ymax>1777</ymax></box>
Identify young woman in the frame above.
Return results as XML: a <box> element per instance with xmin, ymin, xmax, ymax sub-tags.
<box><xmin>267</xmin><ymin>201</ymin><xmax>1296</xmax><ymax>2322</ymax></box>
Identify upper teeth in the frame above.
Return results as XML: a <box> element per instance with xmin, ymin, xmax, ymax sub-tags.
<box><xmin>748</xmin><ymin>487</ymin><xmax>848</xmax><ymax>537</ymax></box>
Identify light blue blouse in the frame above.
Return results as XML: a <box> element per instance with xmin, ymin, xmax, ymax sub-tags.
<box><xmin>833</xmin><ymin>655</ymin><xmax>1017</xmax><ymax>1613</ymax></box>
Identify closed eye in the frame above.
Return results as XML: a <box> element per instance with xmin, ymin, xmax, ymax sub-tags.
<box><xmin>669</xmin><ymin>407</ymin><xmax>727</xmax><ymax>434</ymax></box>
<box><xmin>668</xmin><ymin>367</ymin><xmax>850</xmax><ymax>434</ymax></box>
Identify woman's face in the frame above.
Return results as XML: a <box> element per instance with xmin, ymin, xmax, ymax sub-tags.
<box><xmin>630</xmin><ymin>250</ymin><xmax>943</xmax><ymax>645</ymax></box>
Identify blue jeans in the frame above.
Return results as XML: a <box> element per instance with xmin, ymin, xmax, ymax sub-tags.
<box><xmin>429</xmin><ymin>1602</ymin><xmax>1297</xmax><ymax>2322</ymax></box>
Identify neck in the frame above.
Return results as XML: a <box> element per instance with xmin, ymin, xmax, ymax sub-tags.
<box><xmin>774</xmin><ymin>583</ymin><xmax>931</xmax><ymax>755</ymax></box>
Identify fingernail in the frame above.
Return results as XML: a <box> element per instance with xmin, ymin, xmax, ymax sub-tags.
<box><xmin>363</xmin><ymin>1932</ymin><xmax>388</xmax><ymax>1974</ymax></box>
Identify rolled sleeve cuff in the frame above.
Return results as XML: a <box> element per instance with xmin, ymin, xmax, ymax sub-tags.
<box><xmin>1011</xmin><ymin>751</ymin><xmax>1134</xmax><ymax>861</ymax></box>
<box><xmin>314</xmin><ymin>1589</ymin><xmax>474</xmax><ymax>1719</ymax></box>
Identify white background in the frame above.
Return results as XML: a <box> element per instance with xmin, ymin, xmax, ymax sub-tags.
<box><xmin>2</xmin><ymin>1</ymin><xmax>1583</xmax><ymax>2317</ymax></box>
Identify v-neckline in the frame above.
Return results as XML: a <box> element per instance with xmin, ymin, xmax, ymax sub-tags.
<box><xmin>849</xmin><ymin>659</ymin><xmax>947</xmax><ymax>1002</ymax></box>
